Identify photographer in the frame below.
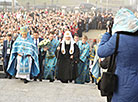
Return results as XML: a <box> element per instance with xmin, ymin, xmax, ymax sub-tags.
<box><xmin>98</xmin><ymin>8</ymin><xmax>138</xmax><ymax>102</ymax></box>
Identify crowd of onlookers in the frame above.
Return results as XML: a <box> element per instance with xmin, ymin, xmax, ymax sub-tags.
<box><xmin>0</xmin><ymin>9</ymin><xmax>114</xmax><ymax>45</ymax></box>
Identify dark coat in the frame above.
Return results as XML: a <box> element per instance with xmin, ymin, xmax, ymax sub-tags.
<box><xmin>32</xmin><ymin>37</ymin><xmax>43</xmax><ymax>67</ymax></box>
<box><xmin>2</xmin><ymin>40</ymin><xmax>14</xmax><ymax>67</ymax></box>
<box><xmin>32</xmin><ymin>38</ymin><xmax>43</xmax><ymax>55</ymax></box>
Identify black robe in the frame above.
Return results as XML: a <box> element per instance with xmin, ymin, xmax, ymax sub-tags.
<box><xmin>57</xmin><ymin>43</ymin><xmax>80</xmax><ymax>82</ymax></box>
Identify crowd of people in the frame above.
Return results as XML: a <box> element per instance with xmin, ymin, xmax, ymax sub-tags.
<box><xmin>0</xmin><ymin>9</ymin><xmax>114</xmax><ymax>39</ymax></box>
<box><xmin>0</xmin><ymin>9</ymin><xmax>104</xmax><ymax>84</ymax></box>
<box><xmin>1</xmin><ymin>26</ymin><xmax>100</xmax><ymax>84</ymax></box>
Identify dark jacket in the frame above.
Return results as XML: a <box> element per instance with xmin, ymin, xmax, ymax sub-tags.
<box><xmin>2</xmin><ymin>40</ymin><xmax>14</xmax><ymax>67</ymax></box>
<box><xmin>32</xmin><ymin>37</ymin><xmax>43</xmax><ymax>55</ymax></box>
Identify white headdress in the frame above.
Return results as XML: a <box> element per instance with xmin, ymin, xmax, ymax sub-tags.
<box><xmin>112</xmin><ymin>8</ymin><xmax>138</xmax><ymax>34</ymax></box>
<box><xmin>61</xmin><ymin>31</ymin><xmax>75</xmax><ymax>55</ymax></box>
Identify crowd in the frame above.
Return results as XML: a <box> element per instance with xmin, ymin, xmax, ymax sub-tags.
<box><xmin>0</xmin><ymin>9</ymin><xmax>114</xmax><ymax>39</ymax></box>
<box><xmin>0</xmin><ymin>9</ymin><xmax>104</xmax><ymax>84</ymax></box>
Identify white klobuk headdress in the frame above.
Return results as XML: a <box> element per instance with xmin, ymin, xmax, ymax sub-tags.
<box><xmin>61</xmin><ymin>31</ymin><xmax>75</xmax><ymax>55</ymax></box>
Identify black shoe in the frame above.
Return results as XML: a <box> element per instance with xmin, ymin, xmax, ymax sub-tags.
<box><xmin>95</xmin><ymin>82</ymin><xmax>98</xmax><ymax>85</ymax></box>
<box><xmin>49</xmin><ymin>79</ymin><xmax>54</xmax><ymax>82</ymax></box>
<box><xmin>24</xmin><ymin>79</ymin><xmax>29</xmax><ymax>84</ymax></box>
<box><xmin>85</xmin><ymin>81</ymin><xmax>90</xmax><ymax>83</ymax></box>
<box><xmin>92</xmin><ymin>80</ymin><xmax>94</xmax><ymax>83</ymax></box>
<box><xmin>61</xmin><ymin>80</ymin><xmax>68</xmax><ymax>83</ymax></box>
<box><xmin>8</xmin><ymin>75</ymin><xmax>12</xmax><ymax>79</ymax></box>
<box><xmin>39</xmin><ymin>79</ymin><xmax>42</xmax><ymax>82</ymax></box>
<box><xmin>91</xmin><ymin>77</ymin><xmax>94</xmax><ymax>83</ymax></box>
<box><xmin>34</xmin><ymin>78</ymin><xmax>37</xmax><ymax>81</ymax></box>
<box><xmin>47</xmin><ymin>78</ymin><xmax>51</xmax><ymax>80</ymax></box>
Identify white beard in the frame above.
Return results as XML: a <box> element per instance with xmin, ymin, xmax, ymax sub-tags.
<box><xmin>65</xmin><ymin>40</ymin><xmax>71</xmax><ymax>45</ymax></box>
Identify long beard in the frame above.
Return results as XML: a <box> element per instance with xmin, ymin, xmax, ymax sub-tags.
<box><xmin>65</xmin><ymin>40</ymin><xmax>71</xmax><ymax>45</ymax></box>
